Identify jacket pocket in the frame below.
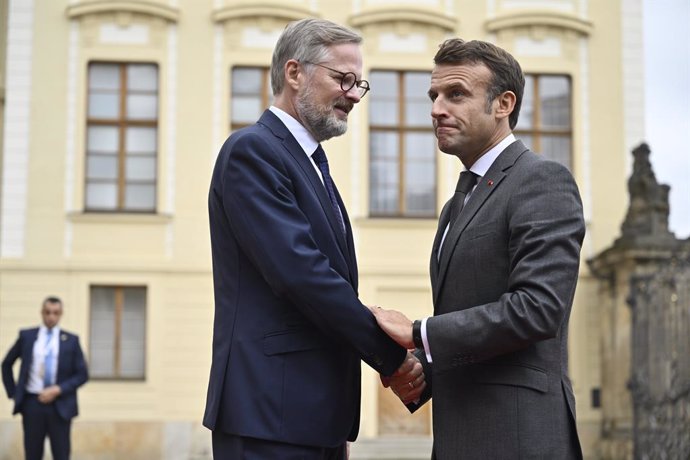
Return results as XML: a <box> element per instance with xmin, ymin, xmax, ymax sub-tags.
<box><xmin>470</xmin><ymin>363</ymin><xmax>548</xmax><ymax>393</ymax></box>
<box><xmin>263</xmin><ymin>329</ymin><xmax>326</xmax><ymax>356</ymax></box>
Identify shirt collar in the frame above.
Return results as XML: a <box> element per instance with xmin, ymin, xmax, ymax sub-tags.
<box><xmin>39</xmin><ymin>325</ymin><xmax>60</xmax><ymax>339</ymax></box>
<box><xmin>269</xmin><ymin>106</ymin><xmax>319</xmax><ymax>155</ymax></box>
<box><xmin>469</xmin><ymin>133</ymin><xmax>516</xmax><ymax>177</ymax></box>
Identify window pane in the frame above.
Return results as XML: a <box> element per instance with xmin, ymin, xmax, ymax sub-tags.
<box><xmin>540</xmin><ymin>135</ymin><xmax>571</xmax><ymax>170</ymax></box>
<box><xmin>404</xmin><ymin>133</ymin><xmax>436</xmax><ymax>216</ymax></box>
<box><xmin>232</xmin><ymin>68</ymin><xmax>263</xmax><ymax>94</ymax></box>
<box><xmin>404</xmin><ymin>72</ymin><xmax>430</xmax><ymax>97</ymax></box>
<box><xmin>120</xmin><ymin>288</ymin><xmax>146</xmax><ymax>378</ymax></box>
<box><xmin>126</xmin><ymin>94</ymin><xmax>157</xmax><ymax>120</ymax></box>
<box><xmin>370</xmin><ymin>72</ymin><xmax>398</xmax><ymax>126</ymax></box>
<box><xmin>87</xmin><ymin>126</ymin><xmax>119</xmax><ymax>153</ymax></box>
<box><xmin>89</xmin><ymin>287</ymin><xmax>116</xmax><ymax>378</ymax></box>
<box><xmin>370</xmin><ymin>100</ymin><xmax>399</xmax><ymax>127</ymax></box>
<box><xmin>127</xmin><ymin>65</ymin><xmax>158</xmax><ymax>91</ymax></box>
<box><xmin>124</xmin><ymin>184</ymin><xmax>156</xmax><ymax>210</ymax></box>
<box><xmin>126</xmin><ymin>156</ymin><xmax>156</xmax><ymax>181</ymax></box>
<box><xmin>232</xmin><ymin>97</ymin><xmax>263</xmax><ymax>123</ymax></box>
<box><xmin>405</xmin><ymin>132</ymin><xmax>436</xmax><ymax>160</ymax></box>
<box><xmin>126</xmin><ymin>127</ymin><xmax>156</xmax><ymax>154</ymax></box>
<box><xmin>85</xmin><ymin>183</ymin><xmax>118</xmax><ymax>210</ymax></box>
<box><xmin>370</xmin><ymin>72</ymin><xmax>398</xmax><ymax>97</ymax></box>
<box><xmin>370</xmin><ymin>132</ymin><xmax>399</xmax><ymax>215</ymax></box>
<box><xmin>405</xmin><ymin>101</ymin><xmax>431</xmax><ymax>127</ymax></box>
<box><xmin>89</xmin><ymin>64</ymin><xmax>120</xmax><ymax>90</ymax></box>
<box><xmin>404</xmin><ymin>72</ymin><xmax>431</xmax><ymax>127</ymax></box>
<box><xmin>86</xmin><ymin>154</ymin><xmax>118</xmax><ymax>180</ymax></box>
<box><xmin>539</xmin><ymin>76</ymin><xmax>570</xmax><ymax>129</ymax></box>
<box><xmin>515</xmin><ymin>75</ymin><xmax>534</xmax><ymax>130</ymax></box>
<box><xmin>88</xmin><ymin>93</ymin><xmax>120</xmax><ymax>119</ymax></box>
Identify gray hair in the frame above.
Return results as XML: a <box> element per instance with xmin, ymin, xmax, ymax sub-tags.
<box><xmin>270</xmin><ymin>18</ymin><xmax>362</xmax><ymax>95</ymax></box>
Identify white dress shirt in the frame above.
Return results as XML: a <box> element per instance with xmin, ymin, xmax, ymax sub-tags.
<box><xmin>27</xmin><ymin>325</ymin><xmax>60</xmax><ymax>393</ymax></box>
<box><xmin>268</xmin><ymin>106</ymin><xmax>345</xmax><ymax>224</ymax></box>
<box><xmin>422</xmin><ymin>134</ymin><xmax>517</xmax><ymax>362</ymax></box>
<box><xmin>269</xmin><ymin>106</ymin><xmax>323</xmax><ymax>183</ymax></box>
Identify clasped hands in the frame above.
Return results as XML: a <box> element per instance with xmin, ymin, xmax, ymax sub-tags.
<box><xmin>370</xmin><ymin>306</ymin><xmax>425</xmax><ymax>405</ymax></box>
<box><xmin>38</xmin><ymin>384</ymin><xmax>61</xmax><ymax>404</ymax></box>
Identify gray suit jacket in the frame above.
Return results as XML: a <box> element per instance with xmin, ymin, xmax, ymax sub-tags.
<box><xmin>413</xmin><ymin>140</ymin><xmax>585</xmax><ymax>459</ymax></box>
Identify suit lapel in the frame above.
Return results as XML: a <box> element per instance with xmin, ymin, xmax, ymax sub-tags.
<box><xmin>434</xmin><ymin>140</ymin><xmax>528</xmax><ymax>304</ymax></box>
<box><xmin>258</xmin><ymin>111</ymin><xmax>353</xmax><ymax>275</ymax></box>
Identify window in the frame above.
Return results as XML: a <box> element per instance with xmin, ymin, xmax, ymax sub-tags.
<box><xmin>369</xmin><ymin>71</ymin><xmax>436</xmax><ymax>218</ymax></box>
<box><xmin>89</xmin><ymin>286</ymin><xmax>146</xmax><ymax>380</ymax></box>
<box><xmin>85</xmin><ymin>63</ymin><xmax>158</xmax><ymax>212</ymax></box>
<box><xmin>515</xmin><ymin>74</ymin><xmax>572</xmax><ymax>169</ymax></box>
<box><xmin>230</xmin><ymin>66</ymin><xmax>272</xmax><ymax>132</ymax></box>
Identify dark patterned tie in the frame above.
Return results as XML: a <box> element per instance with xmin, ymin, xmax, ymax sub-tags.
<box><xmin>449</xmin><ymin>170</ymin><xmax>478</xmax><ymax>225</ymax></box>
<box><xmin>312</xmin><ymin>145</ymin><xmax>346</xmax><ymax>235</ymax></box>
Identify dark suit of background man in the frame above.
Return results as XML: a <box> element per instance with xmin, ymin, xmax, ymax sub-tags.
<box><xmin>2</xmin><ymin>296</ymin><xmax>89</xmax><ymax>460</ymax></box>
<box><xmin>372</xmin><ymin>38</ymin><xmax>586</xmax><ymax>459</ymax></box>
<box><xmin>203</xmin><ymin>18</ymin><xmax>420</xmax><ymax>460</ymax></box>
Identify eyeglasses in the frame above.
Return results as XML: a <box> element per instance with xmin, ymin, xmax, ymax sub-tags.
<box><xmin>303</xmin><ymin>61</ymin><xmax>370</xmax><ymax>98</ymax></box>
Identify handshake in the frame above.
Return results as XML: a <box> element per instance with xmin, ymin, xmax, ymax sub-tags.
<box><xmin>369</xmin><ymin>305</ymin><xmax>425</xmax><ymax>405</ymax></box>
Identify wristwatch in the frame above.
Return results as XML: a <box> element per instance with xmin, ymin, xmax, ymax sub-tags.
<box><xmin>412</xmin><ymin>319</ymin><xmax>423</xmax><ymax>349</ymax></box>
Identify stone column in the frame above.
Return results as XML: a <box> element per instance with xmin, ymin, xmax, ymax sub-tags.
<box><xmin>587</xmin><ymin>143</ymin><xmax>684</xmax><ymax>459</ymax></box>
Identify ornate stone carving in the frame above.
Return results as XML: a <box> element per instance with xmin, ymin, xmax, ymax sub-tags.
<box><xmin>589</xmin><ymin>143</ymin><xmax>690</xmax><ymax>459</ymax></box>
<box><xmin>617</xmin><ymin>143</ymin><xmax>675</xmax><ymax>246</ymax></box>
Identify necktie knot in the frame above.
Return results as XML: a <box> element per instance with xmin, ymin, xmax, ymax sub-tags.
<box><xmin>449</xmin><ymin>170</ymin><xmax>478</xmax><ymax>225</ymax></box>
<box><xmin>456</xmin><ymin>170</ymin><xmax>478</xmax><ymax>194</ymax></box>
<box><xmin>311</xmin><ymin>145</ymin><xmax>328</xmax><ymax>166</ymax></box>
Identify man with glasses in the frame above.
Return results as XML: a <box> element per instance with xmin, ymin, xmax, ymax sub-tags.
<box><xmin>203</xmin><ymin>18</ymin><xmax>421</xmax><ymax>459</ymax></box>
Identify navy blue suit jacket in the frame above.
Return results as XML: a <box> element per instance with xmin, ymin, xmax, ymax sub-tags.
<box><xmin>2</xmin><ymin>327</ymin><xmax>88</xmax><ymax>421</ymax></box>
<box><xmin>203</xmin><ymin>110</ymin><xmax>406</xmax><ymax>448</ymax></box>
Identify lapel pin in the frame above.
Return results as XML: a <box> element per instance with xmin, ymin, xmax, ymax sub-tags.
<box><xmin>487</xmin><ymin>179</ymin><xmax>494</xmax><ymax>186</ymax></box>
<box><xmin>61</xmin><ymin>334</ymin><xmax>67</xmax><ymax>341</ymax></box>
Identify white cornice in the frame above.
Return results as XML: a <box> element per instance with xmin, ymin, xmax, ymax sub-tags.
<box><xmin>211</xmin><ymin>3</ymin><xmax>314</xmax><ymax>24</ymax></box>
<box><xmin>349</xmin><ymin>7</ymin><xmax>456</xmax><ymax>32</ymax></box>
<box><xmin>66</xmin><ymin>0</ymin><xmax>180</xmax><ymax>23</ymax></box>
<box><xmin>486</xmin><ymin>10</ymin><xmax>593</xmax><ymax>36</ymax></box>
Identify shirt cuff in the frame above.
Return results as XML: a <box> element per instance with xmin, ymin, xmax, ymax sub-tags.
<box><xmin>421</xmin><ymin>317</ymin><xmax>432</xmax><ymax>363</ymax></box>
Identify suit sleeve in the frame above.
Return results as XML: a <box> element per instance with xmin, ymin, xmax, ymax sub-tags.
<box><xmin>1</xmin><ymin>333</ymin><xmax>22</xmax><ymax>398</ymax></box>
<box><xmin>58</xmin><ymin>336</ymin><xmax>88</xmax><ymax>396</ymax></box>
<box><xmin>216</xmin><ymin>133</ymin><xmax>406</xmax><ymax>376</ymax></box>
<box><xmin>426</xmin><ymin>160</ymin><xmax>585</xmax><ymax>373</ymax></box>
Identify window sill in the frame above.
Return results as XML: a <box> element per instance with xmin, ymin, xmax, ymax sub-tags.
<box><xmin>67</xmin><ymin>212</ymin><xmax>173</xmax><ymax>225</ymax></box>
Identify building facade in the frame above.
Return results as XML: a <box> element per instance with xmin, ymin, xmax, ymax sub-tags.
<box><xmin>0</xmin><ymin>0</ymin><xmax>644</xmax><ymax>458</ymax></box>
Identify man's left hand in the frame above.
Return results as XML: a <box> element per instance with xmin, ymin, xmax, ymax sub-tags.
<box><xmin>38</xmin><ymin>385</ymin><xmax>61</xmax><ymax>404</ymax></box>
<box><xmin>370</xmin><ymin>306</ymin><xmax>414</xmax><ymax>349</ymax></box>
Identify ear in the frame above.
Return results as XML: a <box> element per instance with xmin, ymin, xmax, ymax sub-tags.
<box><xmin>494</xmin><ymin>90</ymin><xmax>516</xmax><ymax>121</ymax></box>
<box><xmin>284</xmin><ymin>59</ymin><xmax>302</xmax><ymax>91</ymax></box>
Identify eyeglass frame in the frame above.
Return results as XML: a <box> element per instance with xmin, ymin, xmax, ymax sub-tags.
<box><xmin>302</xmin><ymin>61</ymin><xmax>370</xmax><ymax>98</ymax></box>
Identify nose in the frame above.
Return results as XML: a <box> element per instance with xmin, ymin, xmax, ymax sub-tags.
<box><xmin>431</xmin><ymin>98</ymin><xmax>446</xmax><ymax>120</ymax></box>
<box><xmin>343</xmin><ymin>86</ymin><xmax>362</xmax><ymax>103</ymax></box>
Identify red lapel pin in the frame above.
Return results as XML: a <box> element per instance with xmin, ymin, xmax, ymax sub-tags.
<box><xmin>487</xmin><ymin>179</ymin><xmax>494</xmax><ymax>186</ymax></box>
